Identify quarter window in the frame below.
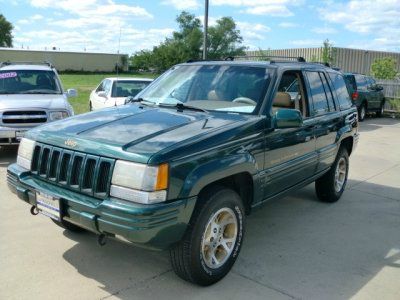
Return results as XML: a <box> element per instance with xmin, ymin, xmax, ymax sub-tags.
<box><xmin>328</xmin><ymin>72</ymin><xmax>352</xmax><ymax>110</ymax></box>
<box><xmin>305</xmin><ymin>71</ymin><xmax>330</xmax><ymax>115</ymax></box>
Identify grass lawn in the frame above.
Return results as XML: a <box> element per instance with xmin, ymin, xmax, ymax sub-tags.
<box><xmin>59</xmin><ymin>73</ymin><xmax>157</xmax><ymax>115</ymax></box>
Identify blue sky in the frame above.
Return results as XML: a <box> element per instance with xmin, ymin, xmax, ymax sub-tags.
<box><xmin>1</xmin><ymin>0</ymin><xmax>399</xmax><ymax>54</ymax></box>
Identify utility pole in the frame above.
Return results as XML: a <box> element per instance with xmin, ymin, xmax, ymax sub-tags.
<box><xmin>202</xmin><ymin>0</ymin><xmax>209</xmax><ymax>60</ymax></box>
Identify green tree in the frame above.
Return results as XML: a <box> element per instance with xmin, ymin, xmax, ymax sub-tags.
<box><xmin>207</xmin><ymin>17</ymin><xmax>246</xmax><ymax>59</ymax></box>
<box><xmin>370</xmin><ymin>57</ymin><xmax>398</xmax><ymax>79</ymax></box>
<box><xmin>130</xmin><ymin>11</ymin><xmax>246</xmax><ymax>72</ymax></box>
<box><xmin>321</xmin><ymin>39</ymin><xmax>336</xmax><ymax>65</ymax></box>
<box><xmin>0</xmin><ymin>14</ymin><xmax>13</xmax><ymax>47</ymax></box>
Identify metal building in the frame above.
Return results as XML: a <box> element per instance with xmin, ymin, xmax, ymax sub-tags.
<box><xmin>247</xmin><ymin>47</ymin><xmax>400</xmax><ymax>74</ymax></box>
<box><xmin>0</xmin><ymin>48</ymin><xmax>128</xmax><ymax>72</ymax></box>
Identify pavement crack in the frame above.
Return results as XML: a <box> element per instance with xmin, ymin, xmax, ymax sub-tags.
<box><xmin>232</xmin><ymin>271</ymin><xmax>301</xmax><ymax>300</ymax></box>
<box><xmin>352</xmin><ymin>188</ymin><xmax>400</xmax><ymax>203</ymax></box>
<box><xmin>100</xmin><ymin>269</ymin><xmax>173</xmax><ymax>300</ymax></box>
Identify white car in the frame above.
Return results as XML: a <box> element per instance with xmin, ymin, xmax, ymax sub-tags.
<box><xmin>89</xmin><ymin>77</ymin><xmax>153</xmax><ymax>110</ymax></box>
<box><xmin>0</xmin><ymin>61</ymin><xmax>76</xmax><ymax>146</ymax></box>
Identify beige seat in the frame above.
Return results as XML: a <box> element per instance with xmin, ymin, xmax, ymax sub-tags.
<box><xmin>272</xmin><ymin>92</ymin><xmax>293</xmax><ymax>113</ymax></box>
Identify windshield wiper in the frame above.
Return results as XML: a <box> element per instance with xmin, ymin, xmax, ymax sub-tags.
<box><xmin>158</xmin><ymin>102</ymin><xmax>208</xmax><ymax>113</ymax></box>
<box><xmin>21</xmin><ymin>91</ymin><xmax>58</xmax><ymax>94</ymax></box>
<box><xmin>124</xmin><ymin>96</ymin><xmax>155</xmax><ymax>106</ymax></box>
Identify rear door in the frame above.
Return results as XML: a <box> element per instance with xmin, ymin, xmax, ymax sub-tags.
<box><xmin>305</xmin><ymin>71</ymin><xmax>343</xmax><ymax>172</ymax></box>
<box><xmin>366</xmin><ymin>76</ymin><xmax>379</xmax><ymax>109</ymax></box>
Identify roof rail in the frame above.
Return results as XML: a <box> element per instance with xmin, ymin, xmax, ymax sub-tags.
<box><xmin>0</xmin><ymin>61</ymin><xmax>54</xmax><ymax>68</ymax></box>
<box><xmin>232</xmin><ymin>55</ymin><xmax>306</xmax><ymax>62</ymax></box>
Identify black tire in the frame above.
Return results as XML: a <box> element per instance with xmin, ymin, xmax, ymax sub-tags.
<box><xmin>170</xmin><ymin>187</ymin><xmax>245</xmax><ymax>286</ymax></box>
<box><xmin>89</xmin><ymin>102</ymin><xmax>93</xmax><ymax>111</ymax></box>
<box><xmin>51</xmin><ymin>218</ymin><xmax>85</xmax><ymax>232</ymax></box>
<box><xmin>358</xmin><ymin>103</ymin><xmax>366</xmax><ymax>121</ymax></box>
<box><xmin>315</xmin><ymin>147</ymin><xmax>349</xmax><ymax>203</ymax></box>
<box><xmin>376</xmin><ymin>101</ymin><xmax>385</xmax><ymax>117</ymax></box>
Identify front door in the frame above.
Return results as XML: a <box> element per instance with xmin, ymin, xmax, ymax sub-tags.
<box><xmin>263</xmin><ymin>70</ymin><xmax>317</xmax><ymax>199</ymax></box>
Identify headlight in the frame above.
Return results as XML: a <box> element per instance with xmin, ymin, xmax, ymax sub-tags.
<box><xmin>49</xmin><ymin>111</ymin><xmax>69</xmax><ymax>121</ymax></box>
<box><xmin>110</xmin><ymin>160</ymin><xmax>169</xmax><ymax>204</ymax></box>
<box><xmin>17</xmin><ymin>138</ymin><xmax>36</xmax><ymax>170</ymax></box>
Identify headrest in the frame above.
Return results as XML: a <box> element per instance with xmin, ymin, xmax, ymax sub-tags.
<box><xmin>273</xmin><ymin>92</ymin><xmax>292</xmax><ymax>108</ymax></box>
<box><xmin>208</xmin><ymin>90</ymin><xmax>219</xmax><ymax>101</ymax></box>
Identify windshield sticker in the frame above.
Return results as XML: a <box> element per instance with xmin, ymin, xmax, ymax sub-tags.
<box><xmin>0</xmin><ymin>72</ymin><xmax>17</xmax><ymax>79</ymax></box>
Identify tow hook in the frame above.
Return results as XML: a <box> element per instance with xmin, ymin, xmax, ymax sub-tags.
<box><xmin>30</xmin><ymin>206</ymin><xmax>39</xmax><ymax>215</ymax></box>
<box><xmin>98</xmin><ymin>234</ymin><xmax>107</xmax><ymax>246</ymax></box>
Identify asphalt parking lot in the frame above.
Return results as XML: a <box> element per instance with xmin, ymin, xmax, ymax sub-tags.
<box><xmin>0</xmin><ymin>117</ymin><xmax>399</xmax><ymax>300</ymax></box>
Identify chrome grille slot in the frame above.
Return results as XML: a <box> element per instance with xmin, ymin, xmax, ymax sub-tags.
<box><xmin>31</xmin><ymin>143</ymin><xmax>115</xmax><ymax>199</ymax></box>
<box><xmin>48</xmin><ymin>150</ymin><xmax>61</xmax><ymax>180</ymax></box>
<box><xmin>2</xmin><ymin>111</ymin><xmax>47</xmax><ymax>124</ymax></box>
<box><xmin>82</xmin><ymin>157</ymin><xmax>97</xmax><ymax>191</ymax></box>
<box><xmin>59</xmin><ymin>151</ymin><xmax>72</xmax><ymax>184</ymax></box>
<box><xmin>69</xmin><ymin>154</ymin><xmax>84</xmax><ymax>187</ymax></box>
<box><xmin>39</xmin><ymin>147</ymin><xmax>50</xmax><ymax>177</ymax></box>
<box><xmin>96</xmin><ymin>160</ymin><xmax>112</xmax><ymax>195</ymax></box>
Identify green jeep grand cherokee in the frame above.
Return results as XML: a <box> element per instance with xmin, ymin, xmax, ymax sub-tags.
<box><xmin>7</xmin><ymin>59</ymin><xmax>359</xmax><ymax>286</ymax></box>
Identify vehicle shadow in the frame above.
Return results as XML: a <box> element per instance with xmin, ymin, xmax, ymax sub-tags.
<box><xmin>0</xmin><ymin>146</ymin><xmax>18</xmax><ymax>167</ymax></box>
<box><xmin>358</xmin><ymin>116</ymin><xmax>400</xmax><ymax>133</ymax></box>
<box><xmin>61</xmin><ymin>181</ymin><xmax>400</xmax><ymax>300</ymax></box>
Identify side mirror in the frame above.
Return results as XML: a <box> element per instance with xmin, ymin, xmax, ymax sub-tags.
<box><xmin>124</xmin><ymin>96</ymin><xmax>134</xmax><ymax>105</ymax></box>
<box><xmin>66</xmin><ymin>88</ymin><xmax>77</xmax><ymax>98</ymax></box>
<box><xmin>376</xmin><ymin>85</ymin><xmax>383</xmax><ymax>91</ymax></box>
<box><xmin>98</xmin><ymin>91</ymin><xmax>107</xmax><ymax>98</ymax></box>
<box><xmin>274</xmin><ymin>109</ymin><xmax>303</xmax><ymax>129</ymax></box>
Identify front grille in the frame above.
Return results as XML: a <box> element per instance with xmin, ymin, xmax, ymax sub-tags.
<box><xmin>31</xmin><ymin>143</ymin><xmax>115</xmax><ymax>198</ymax></box>
<box><xmin>2</xmin><ymin>111</ymin><xmax>47</xmax><ymax>124</ymax></box>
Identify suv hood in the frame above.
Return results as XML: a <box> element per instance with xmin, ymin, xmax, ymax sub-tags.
<box><xmin>28</xmin><ymin>104</ymin><xmax>252</xmax><ymax>163</ymax></box>
<box><xmin>0</xmin><ymin>94</ymin><xmax>68</xmax><ymax>111</ymax></box>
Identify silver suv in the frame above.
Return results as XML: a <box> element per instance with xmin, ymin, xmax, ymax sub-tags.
<box><xmin>0</xmin><ymin>62</ymin><xmax>76</xmax><ymax>146</ymax></box>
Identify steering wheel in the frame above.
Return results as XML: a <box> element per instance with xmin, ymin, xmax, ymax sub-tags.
<box><xmin>232</xmin><ymin>97</ymin><xmax>257</xmax><ymax>106</ymax></box>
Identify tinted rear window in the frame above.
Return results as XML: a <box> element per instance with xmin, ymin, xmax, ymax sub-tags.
<box><xmin>328</xmin><ymin>72</ymin><xmax>352</xmax><ymax>110</ymax></box>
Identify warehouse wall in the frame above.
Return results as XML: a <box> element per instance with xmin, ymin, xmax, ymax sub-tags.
<box><xmin>247</xmin><ymin>47</ymin><xmax>400</xmax><ymax>74</ymax></box>
<box><xmin>0</xmin><ymin>48</ymin><xmax>128</xmax><ymax>72</ymax></box>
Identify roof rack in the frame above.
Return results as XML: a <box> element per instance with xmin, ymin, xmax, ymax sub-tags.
<box><xmin>186</xmin><ymin>55</ymin><xmax>306</xmax><ymax>63</ymax></box>
<box><xmin>0</xmin><ymin>61</ymin><xmax>54</xmax><ymax>68</ymax></box>
<box><xmin>232</xmin><ymin>55</ymin><xmax>306</xmax><ymax>62</ymax></box>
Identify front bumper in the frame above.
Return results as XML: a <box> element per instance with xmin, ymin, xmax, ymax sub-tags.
<box><xmin>0</xmin><ymin>126</ymin><xmax>32</xmax><ymax>145</ymax></box>
<box><xmin>7</xmin><ymin>163</ymin><xmax>196</xmax><ymax>250</ymax></box>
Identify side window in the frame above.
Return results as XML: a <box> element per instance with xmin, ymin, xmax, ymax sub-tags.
<box><xmin>103</xmin><ymin>80</ymin><xmax>112</xmax><ymax>94</ymax></box>
<box><xmin>96</xmin><ymin>80</ymin><xmax>105</xmax><ymax>92</ymax></box>
<box><xmin>355</xmin><ymin>75</ymin><xmax>367</xmax><ymax>90</ymax></box>
<box><xmin>272</xmin><ymin>70</ymin><xmax>309</xmax><ymax>117</ymax></box>
<box><xmin>320</xmin><ymin>72</ymin><xmax>336</xmax><ymax>111</ymax></box>
<box><xmin>328</xmin><ymin>72</ymin><xmax>352</xmax><ymax>110</ymax></box>
<box><xmin>305</xmin><ymin>71</ymin><xmax>329</xmax><ymax>115</ymax></box>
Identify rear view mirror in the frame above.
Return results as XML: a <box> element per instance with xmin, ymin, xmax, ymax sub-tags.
<box><xmin>66</xmin><ymin>88</ymin><xmax>77</xmax><ymax>98</ymax></box>
<box><xmin>98</xmin><ymin>91</ymin><xmax>107</xmax><ymax>98</ymax></box>
<box><xmin>274</xmin><ymin>109</ymin><xmax>303</xmax><ymax>129</ymax></box>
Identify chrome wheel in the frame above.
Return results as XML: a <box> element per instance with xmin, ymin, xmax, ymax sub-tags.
<box><xmin>360</xmin><ymin>105</ymin><xmax>366</xmax><ymax>120</ymax></box>
<box><xmin>201</xmin><ymin>207</ymin><xmax>238</xmax><ymax>269</ymax></box>
<box><xmin>334</xmin><ymin>157</ymin><xmax>347</xmax><ymax>193</ymax></box>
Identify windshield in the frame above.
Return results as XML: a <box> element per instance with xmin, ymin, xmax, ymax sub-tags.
<box><xmin>111</xmin><ymin>80</ymin><xmax>151</xmax><ymax>97</ymax></box>
<box><xmin>0</xmin><ymin>70</ymin><xmax>62</xmax><ymax>95</ymax></box>
<box><xmin>136</xmin><ymin>65</ymin><xmax>271</xmax><ymax>113</ymax></box>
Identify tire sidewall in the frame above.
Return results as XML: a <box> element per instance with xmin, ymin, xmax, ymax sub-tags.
<box><xmin>191</xmin><ymin>189</ymin><xmax>245</xmax><ymax>282</ymax></box>
<box><xmin>332</xmin><ymin>149</ymin><xmax>349</xmax><ymax>198</ymax></box>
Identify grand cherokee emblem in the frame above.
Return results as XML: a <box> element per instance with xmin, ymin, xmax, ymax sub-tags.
<box><xmin>64</xmin><ymin>139</ymin><xmax>77</xmax><ymax>148</ymax></box>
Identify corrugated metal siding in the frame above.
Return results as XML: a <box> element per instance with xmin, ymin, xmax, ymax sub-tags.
<box><xmin>0</xmin><ymin>48</ymin><xmax>128</xmax><ymax>72</ymax></box>
<box><xmin>247</xmin><ymin>47</ymin><xmax>400</xmax><ymax>74</ymax></box>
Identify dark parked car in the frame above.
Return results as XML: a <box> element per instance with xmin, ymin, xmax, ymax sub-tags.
<box><xmin>344</xmin><ymin>73</ymin><xmax>385</xmax><ymax>121</ymax></box>
<box><xmin>8</xmin><ymin>58</ymin><xmax>359</xmax><ymax>286</ymax></box>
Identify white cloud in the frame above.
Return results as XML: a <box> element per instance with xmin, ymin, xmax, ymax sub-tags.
<box><xmin>237</xmin><ymin>21</ymin><xmax>271</xmax><ymax>41</ymax></box>
<box><xmin>278</xmin><ymin>22</ymin><xmax>297</xmax><ymax>28</ymax></box>
<box><xmin>290</xmin><ymin>39</ymin><xmax>324</xmax><ymax>47</ymax></box>
<box><xmin>162</xmin><ymin>0</ymin><xmax>200</xmax><ymax>10</ymax></box>
<box><xmin>211</xmin><ymin>0</ymin><xmax>303</xmax><ymax>17</ymax></box>
<box><xmin>311</xmin><ymin>26</ymin><xmax>337</xmax><ymax>34</ymax></box>
<box><xmin>17</xmin><ymin>14</ymin><xmax>44</xmax><ymax>25</ymax></box>
<box><xmin>319</xmin><ymin>0</ymin><xmax>400</xmax><ymax>51</ymax></box>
